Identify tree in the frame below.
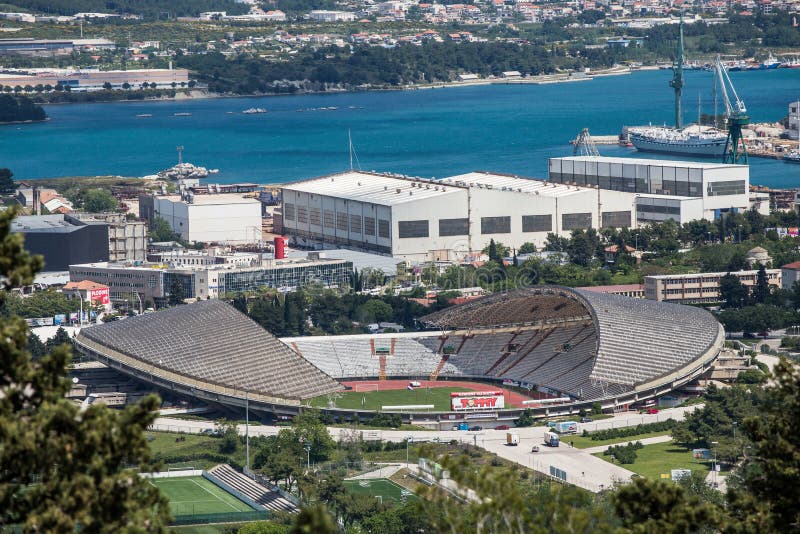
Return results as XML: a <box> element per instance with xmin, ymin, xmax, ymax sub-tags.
<box><xmin>719</xmin><ymin>273</ymin><xmax>749</xmax><ymax>308</ymax></box>
<box><xmin>0</xmin><ymin>207</ymin><xmax>170</xmax><ymax>530</ymax></box>
<box><xmin>355</xmin><ymin>299</ymin><xmax>393</xmax><ymax>323</ymax></box>
<box><xmin>149</xmin><ymin>216</ymin><xmax>181</xmax><ymax>242</ymax></box>
<box><xmin>26</xmin><ymin>332</ymin><xmax>46</xmax><ymax>361</ymax></box>
<box><xmin>215</xmin><ymin>419</ymin><xmax>239</xmax><ymax>454</ymax></box>
<box><xmin>168</xmin><ymin>277</ymin><xmax>186</xmax><ymax>306</ymax></box>
<box><xmin>82</xmin><ymin>188</ymin><xmax>119</xmax><ymax>213</ymax></box>
<box><xmin>518</xmin><ymin>242</ymin><xmax>537</xmax><ymax>254</ymax></box>
<box><xmin>45</xmin><ymin>326</ymin><xmax>73</xmax><ymax>351</ymax></box>
<box><xmin>753</xmin><ymin>264</ymin><xmax>770</xmax><ymax>304</ymax></box>
<box><xmin>102</xmin><ymin>82</ymin><xmax>113</xmax><ymax>90</ymax></box>
<box><xmin>0</xmin><ymin>168</ymin><xmax>14</xmax><ymax>195</ymax></box>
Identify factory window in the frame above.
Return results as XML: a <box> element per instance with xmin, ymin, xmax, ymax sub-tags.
<box><xmin>378</xmin><ymin>219</ymin><xmax>390</xmax><ymax>239</ymax></box>
<box><xmin>350</xmin><ymin>214</ymin><xmax>362</xmax><ymax>234</ymax></box>
<box><xmin>296</xmin><ymin>206</ymin><xmax>308</xmax><ymax>224</ymax></box>
<box><xmin>364</xmin><ymin>216</ymin><xmax>376</xmax><ymax>236</ymax></box>
<box><xmin>323</xmin><ymin>210</ymin><xmax>334</xmax><ymax>228</ymax></box>
<box><xmin>309</xmin><ymin>207</ymin><xmax>321</xmax><ymax>226</ymax></box>
<box><xmin>637</xmin><ymin>204</ymin><xmax>680</xmax><ymax>215</ymax></box>
<box><xmin>439</xmin><ymin>218</ymin><xmax>469</xmax><ymax>236</ymax></box>
<box><xmin>562</xmin><ymin>213</ymin><xmax>592</xmax><ymax>230</ymax></box>
<box><xmin>148</xmin><ymin>275</ymin><xmax>157</xmax><ymax>288</ymax></box>
<box><xmin>707</xmin><ymin>180</ymin><xmax>746</xmax><ymax>196</ymax></box>
<box><xmin>522</xmin><ymin>214</ymin><xmax>552</xmax><ymax>233</ymax></box>
<box><xmin>336</xmin><ymin>213</ymin><xmax>349</xmax><ymax>231</ymax></box>
<box><xmin>398</xmin><ymin>220</ymin><xmax>429</xmax><ymax>238</ymax></box>
<box><xmin>283</xmin><ymin>203</ymin><xmax>295</xmax><ymax>221</ymax></box>
<box><xmin>601</xmin><ymin>211</ymin><xmax>631</xmax><ymax>228</ymax></box>
<box><xmin>481</xmin><ymin>216</ymin><xmax>511</xmax><ymax>234</ymax></box>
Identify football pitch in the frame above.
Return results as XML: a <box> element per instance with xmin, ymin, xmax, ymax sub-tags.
<box><xmin>312</xmin><ymin>386</ymin><xmax>477</xmax><ymax>411</ymax></box>
<box><xmin>149</xmin><ymin>476</ymin><xmax>255</xmax><ymax>517</ymax></box>
<box><xmin>343</xmin><ymin>479</ymin><xmax>418</xmax><ymax>504</ymax></box>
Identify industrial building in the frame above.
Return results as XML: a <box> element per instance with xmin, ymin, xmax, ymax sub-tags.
<box><xmin>69</xmin><ymin>252</ymin><xmax>353</xmax><ymax>307</ymax></box>
<box><xmin>643</xmin><ymin>269</ymin><xmax>781</xmax><ymax>304</ymax></box>
<box><xmin>548</xmin><ymin>156</ymin><xmax>751</xmax><ymax>221</ymax></box>
<box><xmin>139</xmin><ymin>193</ymin><xmax>262</xmax><ymax>245</ymax></box>
<box><xmin>70</xmin><ymin>213</ymin><xmax>147</xmax><ymax>263</ymax></box>
<box><xmin>281</xmin><ymin>171</ymin><xmax>636</xmax><ymax>262</ymax></box>
<box><xmin>0</xmin><ymin>38</ymin><xmax>115</xmax><ymax>55</ymax></box>
<box><xmin>0</xmin><ymin>67</ymin><xmax>188</xmax><ymax>91</ymax></box>
<box><xmin>12</xmin><ymin>214</ymin><xmax>110</xmax><ymax>271</ymax></box>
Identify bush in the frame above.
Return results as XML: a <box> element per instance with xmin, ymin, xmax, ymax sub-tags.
<box><xmin>604</xmin><ymin>441</ymin><xmax>643</xmax><ymax>464</ymax></box>
<box><xmin>588</xmin><ymin>419</ymin><xmax>676</xmax><ymax>441</ymax></box>
<box><xmin>515</xmin><ymin>408</ymin><xmax>535</xmax><ymax>427</ymax></box>
<box><xmin>370</xmin><ymin>413</ymin><xmax>402</xmax><ymax>428</ymax></box>
<box><xmin>591</xmin><ymin>402</ymin><xmax>603</xmax><ymax>415</ymax></box>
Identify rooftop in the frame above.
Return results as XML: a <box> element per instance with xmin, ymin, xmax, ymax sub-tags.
<box><xmin>282</xmin><ymin>171</ymin><xmax>463</xmax><ymax>206</ymax></box>
<box><xmin>11</xmin><ymin>214</ymin><xmax>105</xmax><ymax>233</ymax></box>
<box><xmin>158</xmin><ymin>194</ymin><xmax>260</xmax><ymax>206</ymax></box>
<box><xmin>645</xmin><ymin>269</ymin><xmax>780</xmax><ymax>280</ymax></box>
<box><xmin>64</xmin><ymin>280</ymin><xmax>109</xmax><ymax>291</ymax></box>
<box><xmin>554</xmin><ymin>155</ymin><xmax>744</xmax><ymax>170</ymax></box>
<box><xmin>443</xmin><ymin>171</ymin><xmax>589</xmax><ymax>198</ymax></box>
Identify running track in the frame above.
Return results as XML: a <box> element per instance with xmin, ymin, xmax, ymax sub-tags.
<box><xmin>339</xmin><ymin>379</ymin><xmax>552</xmax><ymax>407</ymax></box>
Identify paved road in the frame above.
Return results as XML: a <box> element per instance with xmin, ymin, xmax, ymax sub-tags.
<box><xmin>149</xmin><ymin>405</ymin><xmax>701</xmax><ymax>493</ymax></box>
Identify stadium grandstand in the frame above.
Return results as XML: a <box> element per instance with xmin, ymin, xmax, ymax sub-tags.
<box><xmin>75</xmin><ymin>286</ymin><xmax>723</xmax><ymax>422</ymax></box>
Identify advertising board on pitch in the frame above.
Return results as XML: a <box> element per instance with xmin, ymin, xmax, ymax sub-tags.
<box><xmin>450</xmin><ymin>391</ymin><xmax>505</xmax><ymax>411</ymax></box>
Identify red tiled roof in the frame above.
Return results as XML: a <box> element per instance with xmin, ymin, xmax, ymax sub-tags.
<box><xmin>782</xmin><ymin>261</ymin><xmax>800</xmax><ymax>270</ymax></box>
<box><xmin>64</xmin><ymin>280</ymin><xmax>109</xmax><ymax>291</ymax></box>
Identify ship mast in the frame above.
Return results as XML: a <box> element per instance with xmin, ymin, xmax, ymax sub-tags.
<box><xmin>669</xmin><ymin>13</ymin><xmax>685</xmax><ymax>129</ymax></box>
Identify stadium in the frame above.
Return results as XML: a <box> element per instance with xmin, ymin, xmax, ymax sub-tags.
<box><xmin>75</xmin><ymin>286</ymin><xmax>724</xmax><ymax>427</ymax></box>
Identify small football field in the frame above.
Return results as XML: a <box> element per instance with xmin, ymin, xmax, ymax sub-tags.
<box><xmin>149</xmin><ymin>476</ymin><xmax>255</xmax><ymax>517</ymax></box>
<box><xmin>343</xmin><ymin>478</ymin><xmax>418</xmax><ymax>504</ymax></box>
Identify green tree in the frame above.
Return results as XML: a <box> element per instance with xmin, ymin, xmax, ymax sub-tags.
<box><xmin>26</xmin><ymin>331</ymin><xmax>46</xmax><ymax>361</ymax></box>
<box><xmin>82</xmin><ymin>188</ymin><xmax>119</xmax><ymax>213</ymax></box>
<box><xmin>518</xmin><ymin>242</ymin><xmax>537</xmax><ymax>254</ymax></box>
<box><xmin>719</xmin><ymin>273</ymin><xmax>749</xmax><ymax>308</ymax></box>
<box><xmin>753</xmin><ymin>264</ymin><xmax>770</xmax><ymax>304</ymax></box>
<box><xmin>149</xmin><ymin>216</ymin><xmax>181</xmax><ymax>242</ymax></box>
<box><xmin>216</xmin><ymin>419</ymin><xmax>240</xmax><ymax>454</ymax></box>
<box><xmin>355</xmin><ymin>299</ymin><xmax>393</xmax><ymax>323</ymax></box>
<box><xmin>0</xmin><ymin>207</ymin><xmax>171</xmax><ymax>530</ymax></box>
<box><xmin>238</xmin><ymin>521</ymin><xmax>291</xmax><ymax>533</ymax></box>
<box><xmin>45</xmin><ymin>325</ymin><xmax>73</xmax><ymax>351</ymax></box>
<box><xmin>168</xmin><ymin>277</ymin><xmax>186</xmax><ymax>306</ymax></box>
<box><xmin>0</xmin><ymin>168</ymin><xmax>14</xmax><ymax>195</ymax></box>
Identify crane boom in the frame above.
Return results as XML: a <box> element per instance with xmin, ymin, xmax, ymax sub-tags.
<box><xmin>714</xmin><ymin>56</ymin><xmax>749</xmax><ymax>164</ymax></box>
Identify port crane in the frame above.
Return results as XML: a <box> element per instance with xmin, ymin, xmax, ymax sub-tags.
<box><xmin>714</xmin><ymin>56</ymin><xmax>749</xmax><ymax>164</ymax></box>
<box><xmin>572</xmin><ymin>128</ymin><xmax>600</xmax><ymax>157</ymax></box>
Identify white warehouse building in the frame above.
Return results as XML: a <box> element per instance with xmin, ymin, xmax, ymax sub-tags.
<box><xmin>152</xmin><ymin>194</ymin><xmax>262</xmax><ymax>244</ymax></box>
<box><xmin>548</xmin><ymin>156</ymin><xmax>750</xmax><ymax>221</ymax></box>
<box><xmin>281</xmin><ymin>171</ymin><xmax>637</xmax><ymax>262</ymax></box>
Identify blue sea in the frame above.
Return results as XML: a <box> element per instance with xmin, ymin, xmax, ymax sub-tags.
<box><xmin>3</xmin><ymin>68</ymin><xmax>800</xmax><ymax>187</ymax></box>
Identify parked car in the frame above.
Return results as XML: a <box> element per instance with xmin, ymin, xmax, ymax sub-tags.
<box><xmin>580</xmin><ymin>417</ymin><xmax>593</xmax><ymax>423</ymax></box>
<box><xmin>647</xmin><ymin>408</ymin><xmax>659</xmax><ymax>414</ymax></box>
<box><xmin>531</xmin><ymin>445</ymin><xmax>540</xmax><ymax>453</ymax></box>
<box><xmin>495</xmin><ymin>424</ymin><xmax>510</xmax><ymax>430</ymax></box>
<box><xmin>469</xmin><ymin>425</ymin><xmax>483</xmax><ymax>431</ymax></box>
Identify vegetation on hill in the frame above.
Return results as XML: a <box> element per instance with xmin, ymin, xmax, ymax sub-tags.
<box><xmin>0</xmin><ymin>94</ymin><xmax>46</xmax><ymax>123</ymax></box>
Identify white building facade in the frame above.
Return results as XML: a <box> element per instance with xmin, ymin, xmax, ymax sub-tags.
<box><xmin>152</xmin><ymin>194</ymin><xmax>262</xmax><ymax>244</ymax></box>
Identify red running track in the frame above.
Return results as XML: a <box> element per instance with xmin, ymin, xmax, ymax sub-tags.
<box><xmin>339</xmin><ymin>379</ymin><xmax>553</xmax><ymax>407</ymax></box>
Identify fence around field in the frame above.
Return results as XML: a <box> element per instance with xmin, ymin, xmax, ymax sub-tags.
<box><xmin>171</xmin><ymin>510</ymin><xmax>270</xmax><ymax>525</ymax></box>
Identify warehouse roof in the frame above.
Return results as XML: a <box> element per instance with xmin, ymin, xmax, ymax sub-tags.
<box><xmin>282</xmin><ymin>171</ymin><xmax>464</xmax><ymax>206</ymax></box>
<box><xmin>553</xmin><ymin>156</ymin><xmax>743</xmax><ymax>169</ymax></box>
<box><xmin>443</xmin><ymin>171</ymin><xmax>591</xmax><ymax>198</ymax></box>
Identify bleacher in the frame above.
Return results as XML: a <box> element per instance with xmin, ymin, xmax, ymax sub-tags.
<box><xmin>78</xmin><ymin>300</ymin><xmax>343</xmax><ymax>400</ymax></box>
<box><xmin>207</xmin><ymin>464</ymin><xmax>297</xmax><ymax>513</ymax></box>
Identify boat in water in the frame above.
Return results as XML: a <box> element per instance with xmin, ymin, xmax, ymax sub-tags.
<box><xmin>628</xmin><ymin>125</ymin><xmax>728</xmax><ymax>157</ymax></box>
<box><xmin>761</xmin><ymin>53</ymin><xmax>781</xmax><ymax>70</ymax></box>
<box><xmin>136</xmin><ymin>113</ymin><xmax>153</xmax><ymax>118</ymax></box>
<box><xmin>173</xmin><ymin>112</ymin><xmax>192</xmax><ymax>117</ymax></box>
<box><xmin>783</xmin><ymin>150</ymin><xmax>800</xmax><ymax>163</ymax></box>
<box><xmin>242</xmin><ymin>107</ymin><xmax>267</xmax><ymax>114</ymax></box>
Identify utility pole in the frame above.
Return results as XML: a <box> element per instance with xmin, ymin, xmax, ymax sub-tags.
<box><xmin>245</xmin><ymin>388</ymin><xmax>250</xmax><ymax>472</ymax></box>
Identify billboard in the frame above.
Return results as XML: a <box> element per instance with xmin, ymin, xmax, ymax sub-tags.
<box><xmin>450</xmin><ymin>391</ymin><xmax>505</xmax><ymax>411</ymax></box>
<box><xmin>89</xmin><ymin>287</ymin><xmax>110</xmax><ymax>305</ymax></box>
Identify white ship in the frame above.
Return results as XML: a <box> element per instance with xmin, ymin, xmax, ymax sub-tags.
<box><xmin>627</xmin><ymin>124</ymin><xmax>728</xmax><ymax>157</ymax></box>
<box><xmin>242</xmin><ymin>107</ymin><xmax>267</xmax><ymax>114</ymax></box>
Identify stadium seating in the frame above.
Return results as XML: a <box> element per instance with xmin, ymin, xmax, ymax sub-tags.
<box><xmin>207</xmin><ymin>464</ymin><xmax>297</xmax><ymax>513</ymax></box>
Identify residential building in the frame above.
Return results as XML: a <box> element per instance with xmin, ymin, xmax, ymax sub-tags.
<box><xmin>781</xmin><ymin>260</ymin><xmax>800</xmax><ymax>290</ymax></box>
<box><xmin>62</xmin><ymin>280</ymin><xmax>111</xmax><ymax>311</ymax></box>
<box><xmin>70</xmin><ymin>213</ymin><xmax>147</xmax><ymax>262</ymax></box>
<box><xmin>644</xmin><ymin>269</ymin><xmax>781</xmax><ymax>304</ymax></box>
<box><xmin>308</xmin><ymin>10</ymin><xmax>356</xmax><ymax>21</ymax></box>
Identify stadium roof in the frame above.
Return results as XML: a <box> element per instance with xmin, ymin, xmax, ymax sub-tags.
<box><xmin>443</xmin><ymin>172</ymin><xmax>590</xmax><ymax>198</ymax></box>
<box><xmin>78</xmin><ymin>300</ymin><xmax>343</xmax><ymax>400</ymax></box>
<box><xmin>421</xmin><ymin>286</ymin><xmax>723</xmax><ymax>387</ymax></box>
<box><xmin>282</xmin><ymin>171</ymin><xmax>464</xmax><ymax>206</ymax></box>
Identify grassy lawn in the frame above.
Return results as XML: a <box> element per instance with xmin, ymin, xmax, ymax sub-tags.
<box><xmin>146</xmin><ymin>431</ymin><xmax>245</xmax><ymax>470</ymax></box>
<box><xmin>149</xmin><ymin>476</ymin><xmax>255</xmax><ymax>516</ymax></box>
<box><xmin>593</xmin><ymin>441</ymin><xmax>711</xmax><ymax>480</ymax></box>
<box><xmin>310</xmin><ymin>387</ymin><xmax>509</xmax><ymax>411</ymax></box>
<box><xmin>343</xmin><ymin>478</ymin><xmax>418</xmax><ymax>505</ymax></box>
<box><xmin>569</xmin><ymin>430</ymin><xmax>672</xmax><ymax>449</ymax></box>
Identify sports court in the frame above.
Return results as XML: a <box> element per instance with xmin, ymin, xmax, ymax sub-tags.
<box><xmin>149</xmin><ymin>476</ymin><xmax>256</xmax><ymax>517</ymax></box>
<box><xmin>343</xmin><ymin>478</ymin><xmax>418</xmax><ymax>504</ymax></box>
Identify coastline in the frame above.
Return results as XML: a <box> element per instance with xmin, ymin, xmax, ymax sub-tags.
<box><xmin>0</xmin><ymin>117</ymin><xmax>49</xmax><ymax>125</ymax></box>
<box><xmin>30</xmin><ymin>66</ymin><xmax>635</xmax><ymax>107</ymax></box>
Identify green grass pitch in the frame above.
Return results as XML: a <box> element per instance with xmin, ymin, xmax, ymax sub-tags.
<box><xmin>343</xmin><ymin>479</ymin><xmax>418</xmax><ymax>504</ymax></box>
<box><xmin>311</xmin><ymin>386</ymin><xmax>490</xmax><ymax>411</ymax></box>
<box><xmin>149</xmin><ymin>476</ymin><xmax>255</xmax><ymax>517</ymax></box>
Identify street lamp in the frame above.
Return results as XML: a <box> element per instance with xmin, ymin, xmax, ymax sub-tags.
<box><xmin>304</xmin><ymin>442</ymin><xmax>311</xmax><ymax>471</ymax></box>
<box><xmin>406</xmin><ymin>435</ymin><xmax>413</xmax><ymax>467</ymax></box>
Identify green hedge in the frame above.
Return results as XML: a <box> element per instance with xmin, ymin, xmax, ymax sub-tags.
<box><xmin>603</xmin><ymin>441</ymin><xmax>643</xmax><ymax>464</ymax></box>
<box><xmin>583</xmin><ymin>419</ymin><xmax>677</xmax><ymax>441</ymax></box>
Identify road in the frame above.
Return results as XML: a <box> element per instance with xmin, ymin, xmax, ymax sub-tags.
<box><xmin>150</xmin><ymin>405</ymin><xmax>701</xmax><ymax>493</ymax></box>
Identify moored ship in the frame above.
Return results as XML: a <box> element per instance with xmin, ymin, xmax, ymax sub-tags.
<box><xmin>628</xmin><ymin>125</ymin><xmax>728</xmax><ymax>157</ymax></box>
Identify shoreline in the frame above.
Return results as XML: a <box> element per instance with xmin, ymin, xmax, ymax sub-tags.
<box><xmin>28</xmin><ymin>66</ymin><xmax>635</xmax><ymax>107</ymax></box>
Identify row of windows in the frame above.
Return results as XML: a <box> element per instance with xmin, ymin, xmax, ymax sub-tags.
<box><xmin>707</xmin><ymin>180</ymin><xmax>747</xmax><ymax>197</ymax></box>
<box><xmin>549</xmin><ymin>173</ymin><xmax>703</xmax><ymax>196</ymax></box>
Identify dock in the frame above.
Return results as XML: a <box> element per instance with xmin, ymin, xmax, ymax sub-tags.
<box><xmin>569</xmin><ymin>135</ymin><xmax>620</xmax><ymax>146</ymax></box>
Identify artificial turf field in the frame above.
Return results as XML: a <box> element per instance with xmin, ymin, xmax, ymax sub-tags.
<box><xmin>343</xmin><ymin>479</ymin><xmax>418</xmax><ymax>504</ymax></box>
<box><xmin>311</xmin><ymin>386</ymin><xmax>487</xmax><ymax>411</ymax></box>
<box><xmin>149</xmin><ymin>476</ymin><xmax>255</xmax><ymax>517</ymax></box>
